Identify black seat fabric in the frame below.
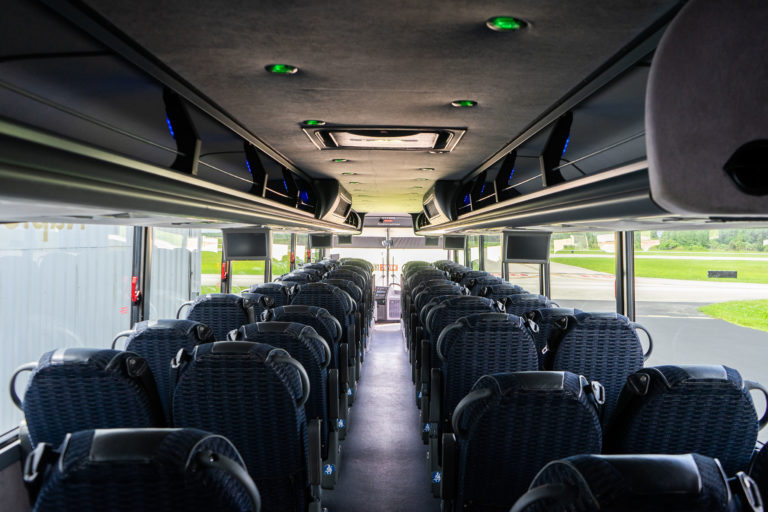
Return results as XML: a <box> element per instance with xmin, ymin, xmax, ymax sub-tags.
<box><xmin>248</xmin><ymin>283</ymin><xmax>293</xmax><ymax>307</ymax></box>
<box><xmin>437</xmin><ymin>313</ymin><xmax>539</xmax><ymax>418</ymax></box>
<box><xmin>171</xmin><ymin>342</ymin><xmax>312</xmax><ymax>512</ymax></box>
<box><xmin>29</xmin><ymin>428</ymin><xmax>259</xmax><ymax>512</ymax></box>
<box><xmin>500</xmin><ymin>294</ymin><xmax>552</xmax><ymax>316</ymax></box>
<box><xmin>478</xmin><ymin>283</ymin><xmax>527</xmax><ymax>301</ymax></box>
<box><xmin>124</xmin><ymin>319</ymin><xmax>215</xmax><ymax>420</ymax></box>
<box><xmin>522</xmin><ymin>308</ymin><xmax>582</xmax><ymax>363</ymax></box>
<box><xmin>13</xmin><ymin>348</ymin><xmax>165</xmax><ymax>447</ymax></box>
<box><xmin>605</xmin><ymin>365</ymin><xmax>768</xmax><ymax>475</ymax></box>
<box><xmin>444</xmin><ymin>372</ymin><xmax>603</xmax><ymax>510</ymax></box>
<box><xmin>183</xmin><ymin>293</ymin><xmax>269</xmax><ymax>341</ymax></box>
<box><xmin>512</xmin><ymin>453</ymin><xmax>759</xmax><ymax>512</ymax></box>
<box><xmin>541</xmin><ymin>312</ymin><xmax>646</xmax><ymax>421</ymax></box>
<box><xmin>233</xmin><ymin>322</ymin><xmax>330</xmax><ymax>458</ymax></box>
<box><xmin>749</xmin><ymin>442</ymin><xmax>768</xmax><ymax>505</ymax></box>
<box><xmin>264</xmin><ymin>305</ymin><xmax>342</xmax><ymax>369</ymax></box>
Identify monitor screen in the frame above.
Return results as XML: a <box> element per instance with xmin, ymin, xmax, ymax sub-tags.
<box><xmin>337</xmin><ymin>235</ymin><xmax>353</xmax><ymax>245</ymax></box>
<box><xmin>504</xmin><ymin>231</ymin><xmax>551</xmax><ymax>263</ymax></box>
<box><xmin>310</xmin><ymin>233</ymin><xmax>333</xmax><ymax>248</ymax></box>
<box><xmin>443</xmin><ymin>235</ymin><xmax>466</xmax><ymax>250</ymax></box>
<box><xmin>223</xmin><ymin>230</ymin><xmax>269</xmax><ymax>260</ymax></box>
<box><xmin>424</xmin><ymin>236</ymin><xmax>440</xmax><ymax>247</ymax></box>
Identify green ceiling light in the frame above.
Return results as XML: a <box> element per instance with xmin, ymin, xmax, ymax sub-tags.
<box><xmin>416</xmin><ymin>177</ymin><xmax>428</xmax><ymax>181</ymax></box>
<box><xmin>486</xmin><ymin>16</ymin><xmax>526</xmax><ymax>32</ymax></box>
<box><xmin>419</xmin><ymin>167</ymin><xmax>435</xmax><ymax>171</ymax></box>
<box><xmin>451</xmin><ymin>99</ymin><xmax>478</xmax><ymax>108</ymax></box>
<box><xmin>349</xmin><ymin>181</ymin><xmax>362</xmax><ymax>184</ymax></box>
<box><xmin>265</xmin><ymin>63</ymin><xmax>298</xmax><ymax>74</ymax></box>
<box><xmin>331</xmin><ymin>158</ymin><xmax>349</xmax><ymax>163</ymax></box>
<box><xmin>303</xmin><ymin>119</ymin><xmax>325</xmax><ymax>126</ymax></box>
<box><xmin>342</xmin><ymin>171</ymin><xmax>358</xmax><ymax>175</ymax></box>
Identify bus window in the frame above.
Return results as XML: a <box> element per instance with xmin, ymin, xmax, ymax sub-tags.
<box><xmin>454</xmin><ymin>249</ymin><xmax>465</xmax><ymax>266</ymax></box>
<box><xmin>0</xmin><ymin>223</ymin><xmax>133</xmax><ymax>434</ymax></box>
<box><xmin>631</xmin><ymin>228</ymin><xmax>768</xmax><ymax>440</ymax></box>
<box><xmin>200</xmin><ymin>230</ymin><xmax>222</xmax><ymax>295</ymax></box>
<box><xmin>230</xmin><ymin>260</ymin><xmax>266</xmax><ymax>293</ymax></box>
<box><xmin>148</xmin><ymin>228</ymin><xmax>202</xmax><ymax>320</ymax></box>
<box><xmin>483</xmin><ymin>235</ymin><xmax>502</xmax><ymax>277</ymax></box>
<box><xmin>468</xmin><ymin>235</ymin><xmax>480</xmax><ymax>270</ymax></box>
<box><xmin>295</xmin><ymin>233</ymin><xmax>308</xmax><ymax>267</ymax></box>
<box><xmin>271</xmin><ymin>232</ymin><xmax>292</xmax><ymax>277</ymax></box>
<box><xmin>549</xmin><ymin>231</ymin><xmax>616</xmax><ymax>311</ymax></box>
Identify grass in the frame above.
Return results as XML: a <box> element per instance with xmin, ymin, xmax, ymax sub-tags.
<box><xmin>549</xmin><ymin>256</ymin><xmax>768</xmax><ymax>284</ymax></box>
<box><xmin>698</xmin><ymin>300</ymin><xmax>768</xmax><ymax>332</ymax></box>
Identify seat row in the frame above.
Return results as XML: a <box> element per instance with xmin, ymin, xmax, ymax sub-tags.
<box><xmin>400</xmin><ymin>261</ymin><xmax>768</xmax><ymax>511</ymax></box>
<box><xmin>10</xmin><ymin>257</ymin><xmax>376</xmax><ymax>511</ymax></box>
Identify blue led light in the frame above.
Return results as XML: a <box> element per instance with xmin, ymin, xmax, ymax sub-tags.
<box><xmin>337</xmin><ymin>418</ymin><xmax>346</xmax><ymax>429</ymax></box>
<box><xmin>507</xmin><ymin>167</ymin><xmax>516</xmax><ymax>185</ymax></box>
<box><xmin>283</xmin><ymin>179</ymin><xmax>289</xmax><ymax>191</ymax></box>
<box><xmin>165</xmin><ymin>116</ymin><xmax>175</xmax><ymax>138</ymax></box>
<box><xmin>561</xmin><ymin>136</ymin><xmax>570</xmax><ymax>157</ymax></box>
<box><xmin>347</xmin><ymin>388</ymin><xmax>354</xmax><ymax>397</ymax></box>
<box><xmin>323</xmin><ymin>464</ymin><xmax>336</xmax><ymax>475</ymax></box>
<box><xmin>480</xmin><ymin>183</ymin><xmax>486</xmax><ymax>194</ymax></box>
<box><xmin>422</xmin><ymin>423</ymin><xmax>431</xmax><ymax>433</ymax></box>
<box><xmin>463</xmin><ymin>193</ymin><xmax>471</xmax><ymax>205</ymax></box>
<box><xmin>300</xmin><ymin>189</ymin><xmax>310</xmax><ymax>203</ymax></box>
<box><xmin>245</xmin><ymin>160</ymin><xmax>253</xmax><ymax>175</ymax></box>
<box><xmin>431</xmin><ymin>471</ymin><xmax>442</xmax><ymax>484</ymax></box>
<box><xmin>417</xmin><ymin>391</ymin><xmax>422</xmax><ymax>400</ymax></box>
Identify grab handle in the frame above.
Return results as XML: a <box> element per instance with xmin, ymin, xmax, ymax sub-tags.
<box><xmin>10</xmin><ymin>363</ymin><xmax>37</xmax><ymax>410</ymax></box>
<box><xmin>746</xmin><ymin>380</ymin><xmax>768</xmax><ymax>430</ymax></box>
<box><xmin>176</xmin><ymin>301</ymin><xmax>193</xmax><ymax>319</ymax></box>
<box><xmin>630</xmin><ymin>322</ymin><xmax>654</xmax><ymax>361</ymax></box>
<box><xmin>111</xmin><ymin>330</ymin><xmax>133</xmax><ymax>349</ymax></box>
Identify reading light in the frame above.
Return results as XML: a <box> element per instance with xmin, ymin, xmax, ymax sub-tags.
<box><xmin>265</xmin><ymin>64</ymin><xmax>298</xmax><ymax>74</ymax></box>
<box><xmin>303</xmin><ymin>119</ymin><xmax>325</xmax><ymax>126</ymax></box>
<box><xmin>332</xmin><ymin>158</ymin><xmax>349</xmax><ymax>163</ymax></box>
<box><xmin>416</xmin><ymin>178</ymin><xmax>428</xmax><ymax>181</ymax></box>
<box><xmin>486</xmin><ymin>16</ymin><xmax>526</xmax><ymax>32</ymax></box>
<box><xmin>349</xmin><ymin>181</ymin><xmax>362</xmax><ymax>184</ymax></box>
<box><xmin>451</xmin><ymin>100</ymin><xmax>477</xmax><ymax>108</ymax></box>
<box><xmin>342</xmin><ymin>172</ymin><xmax>358</xmax><ymax>175</ymax></box>
<box><xmin>419</xmin><ymin>167</ymin><xmax>435</xmax><ymax>171</ymax></box>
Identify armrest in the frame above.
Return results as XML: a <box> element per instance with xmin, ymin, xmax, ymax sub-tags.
<box><xmin>414</xmin><ymin>327</ymin><xmax>423</xmax><ymax>367</ymax></box>
<box><xmin>338</xmin><ymin>343</ymin><xmax>349</xmax><ymax>389</ymax></box>
<box><xmin>354</xmin><ymin>311</ymin><xmax>362</xmax><ymax>349</ymax></box>
<box><xmin>429</xmin><ymin>369</ymin><xmax>442</xmax><ymax>424</ymax></box>
<box><xmin>328</xmin><ymin>369</ymin><xmax>339</xmax><ymax>425</ymax></box>
<box><xmin>420</xmin><ymin>340</ymin><xmax>431</xmax><ymax>385</ymax></box>
<box><xmin>441</xmin><ymin>433</ymin><xmax>458</xmax><ymax>500</ymax></box>
<box><xmin>409</xmin><ymin>311</ymin><xmax>418</xmax><ymax>348</ymax></box>
<box><xmin>308</xmin><ymin>418</ymin><xmax>323</xmax><ymax>487</ymax></box>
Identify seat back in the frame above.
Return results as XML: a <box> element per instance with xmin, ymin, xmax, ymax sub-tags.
<box><xmin>182</xmin><ymin>293</ymin><xmax>271</xmax><ymax>340</ymax></box>
<box><xmin>124</xmin><ymin>319</ymin><xmax>215</xmax><ymax>420</ymax></box>
<box><xmin>452</xmin><ymin>372</ymin><xmax>603</xmax><ymax>508</ymax></box>
<box><xmin>12</xmin><ymin>348</ymin><xmax>165</xmax><ymax>446</ymax></box>
<box><xmin>248</xmin><ymin>283</ymin><xmax>293</xmax><ymax>307</ymax></box>
<box><xmin>467</xmin><ymin>276</ymin><xmax>503</xmax><ymax>295</ymax></box>
<box><xmin>233</xmin><ymin>322</ymin><xmax>330</xmax><ymax>453</ymax></box>
<box><xmin>425</xmin><ymin>296</ymin><xmax>503</xmax><ymax>369</ymax></box>
<box><xmin>749</xmin><ymin>442</ymin><xmax>768</xmax><ymax>506</ymax></box>
<box><xmin>500</xmin><ymin>293</ymin><xmax>553</xmax><ymax>316</ymax></box>
<box><xmin>414</xmin><ymin>285</ymin><xmax>466</xmax><ymax>312</ymax></box>
<box><xmin>172</xmin><ymin>342</ymin><xmax>310</xmax><ymax>512</ymax></box>
<box><xmin>458</xmin><ymin>270</ymin><xmax>491</xmax><ymax>287</ymax></box>
<box><xmin>264</xmin><ymin>305</ymin><xmax>342</xmax><ymax>368</ymax></box>
<box><xmin>542</xmin><ymin>312</ymin><xmax>648</xmax><ymax>421</ymax></box>
<box><xmin>478</xmin><ymin>283</ymin><xmax>527</xmax><ymax>301</ymax></box>
<box><xmin>276</xmin><ymin>272</ymin><xmax>313</xmax><ymax>284</ymax></box>
<box><xmin>29</xmin><ymin>428</ymin><xmax>260</xmax><ymax>512</ymax></box>
<box><xmin>522</xmin><ymin>308</ymin><xmax>582</xmax><ymax>362</ymax></box>
<box><xmin>605</xmin><ymin>365</ymin><xmax>768</xmax><ymax>475</ymax></box>
<box><xmin>437</xmin><ymin>313</ymin><xmax>539</xmax><ymax>418</ymax></box>
<box><xmin>513</xmin><ymin>453</ymin><xmax>761</xmax><ymax>512</ymax></box>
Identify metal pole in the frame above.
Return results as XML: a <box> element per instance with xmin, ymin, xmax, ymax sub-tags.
<box><xmin>478</xmin><ymin>235</ymin><xmax>486</xmax><ymax>271</ymax></box>
<box><xmin>385</xmin><ymin>227</ymin><xmax>391</xmax><ymax>286</ymax></box>
<box><xmin>614</xmin><ymin>231</ymin><xmax>636</xmax><ymax>319</ymax></box>
<box><xmin>290</xmin><ymin>233</ymin><xmax>297</xmax><ymax>272</ymax></box>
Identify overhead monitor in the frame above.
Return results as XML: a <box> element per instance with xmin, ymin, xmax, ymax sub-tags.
<box><xmin>310</xmin><ymin>233</ymin><xmax>333</xmax><ymax>248</ymax></box>
<box><xmin>222</xmin><ymin>228</ymin><xmax>270</xmax><ymax>260</ymax></box>
<box><xmin>443</xmin><ymin>235</ymin><xmax>466</xmax><ymax>250</ymax></box>
<box><xmin>503</xmin><ymin>231</ymin><xmax>551</xmax><ymax>263</ymax></box>
<box><xmin>337</xmin><ymin>235</ymin><xmax>353</xmax><ymax>245</ymax></box>
<box><xmin>424</xmin><ymin>236</ymin><xmax>440</xmax><ymax>247</ymax></box>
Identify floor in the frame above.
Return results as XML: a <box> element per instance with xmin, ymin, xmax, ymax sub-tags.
<box><xmin>322</xmin><ymin>322</ymin><xmax>441</xmax><ymax>512</ymax></box>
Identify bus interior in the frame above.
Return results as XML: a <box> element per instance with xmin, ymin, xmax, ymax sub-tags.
<box><xmin>2</xmin><ymin>1</ymin><xmax>768</xmax><ymax>511</ymax></box>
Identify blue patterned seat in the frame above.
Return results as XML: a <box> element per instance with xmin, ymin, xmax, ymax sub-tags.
<box><xmin>28</xmin><ymin>428</ymin><xmax>260</xmax><ymax>512</ymax></box>
<box><xmin>457</xmin><ymin>270</ymin><xmax>491</xmax><ymax>287</ymax></box>
<box><xmin>466</xmin><ymin>275</ymin><xmax>504</xmax><ymax>295</ymax></box>
<box><xmin>522</xmin><ymin>308</ymin><xmax>582</xmax><ymax>363</ymax></box>
<box><xmin>749</xmin><ymin>442</ymin><xmax>768</xmax><ymax>506</ymax></box>
<box><xmin>248</xmin><ymin>282</ymin><xmax>293</xmax><ymax>307</ymax></box>
<box><xmin>427</xmin><ymin>313</ymin><xmax>539</xmax><ymax>493</ymax></box>
<box><xmin>264</xmin><ymin>305</ymin><xmax>342</xmax><ymax>369</ymax></box>
<box><xmin>540</xmin><ymin>312</ymin><xmax>651</xmax><ymax>422</ymax></box>
<box><xmin>118</xmin><ymin>319</ymin><xmax>215</xmax><ymax>421</ymax></box>
<box><xmin>478</xmin><ymin>283</ymin><xmax>527</xmax><ymax>301</ymax></box>
<box><xmin>322</xmin><ymin>278</ymin><xmax>366</xmax><ymax>350</ymax></box>
<box><xmin>605</xmin><ymin>365</ymin><xmax>768</xmax><ymax>475</ymax></box>
<box><xmin>500</xmin><ymin>293</ymin><xmax>553</xmax><ymax>316</ymax></box>
<box><xmin>232</xmin><ymin>322</ymin><xmax>333</xmax><ymax>464</ymax></box>
<box><xmin>171</xmin><ymin>342</ymin><xmax>322</xmax><ymax>512</ymax></box>
<box><xmin>291</xmin><ymin>283</ymin><xmax>359</xmax><ymax>397</ymax></box>
<box><xmin>440</xmin><ymin>372</ymin><xmax>603</xmax><ymax>511</ymax></box>
<box><xmin>180</xmin><ymin>293</ymin><xmax>273</xmax><ymax>341</ymax></box>
<box><xmin>512</xmin><ymin>453</ymin><xmax>760</xmax><ymax>512</ymax></box>
<box><xmin>276</xmin><ymin>272</ymin><xmax>314</xmax><ymax>284</ymax></box>
<box><xmin>10</xmin><ymin>348</ymin><xmax>165</xmax><ymax>447</ymax></box>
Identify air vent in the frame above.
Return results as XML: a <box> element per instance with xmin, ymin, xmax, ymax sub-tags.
<box><xmin>303</xmin><ymin>125</ymin><xmax>465</xmax><ymax>152</ymax></box>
